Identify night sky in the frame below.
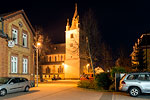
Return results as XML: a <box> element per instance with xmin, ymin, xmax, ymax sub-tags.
<box><xmin>1</xmin><ymin>0</ymin><xmax>150</xmax><ymax>55</ymax></box>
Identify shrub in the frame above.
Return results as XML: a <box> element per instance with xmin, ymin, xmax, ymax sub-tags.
<box><xmin>78</xmin><ymin>80</ymin><xmax>91</xmax><ymax>88</ymax></box>
<box><xmin>78</xmin><ymin>80</ymin><xmax>97</xmax><ymax>89</ymax></box>
<box><xmin>95</xmin><ymin>72</ymin><xmax>112</xmax><ymax>90</ymax></box>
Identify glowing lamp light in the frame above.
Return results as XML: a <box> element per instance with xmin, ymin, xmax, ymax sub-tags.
<box><xmin>62</xmin><ymin>63</ymin><xmax>68</xmax><ymax>68</ymax></box>
<box><xmin>37</xmin><ymin>42</ymin><xmax>41</xmax><ymax>46</ymax></box>
<box><xmin>87</xmin><ymin>64</ymin><xmax>90</xmax><ymax>66</ymax></box>
<box><xmin>62</xmin><ymin>63</ymin><xmax>65</xmax><ymax>66</ymax></box>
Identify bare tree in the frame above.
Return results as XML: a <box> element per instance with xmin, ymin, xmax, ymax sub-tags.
<box><xmin>34</xmin><ymin>26</ymin><xmax>51</xmax><ymax>81</ymax></box>
<box><xmin>80</xmin><ymin>9</ymin><xmax>102</xmax><ymax>75</ymax></box>
<box><xmin>115</xmin><ymin>46</ymin><xmax>132</xmax><ymax>72</ymax></box>
<box><xmin>100</xmin><ymin>42</ymin><xmax>114</xmax><ymax>71</ymax></box>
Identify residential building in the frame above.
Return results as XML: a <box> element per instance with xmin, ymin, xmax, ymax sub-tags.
<box><xmin>0</xmin><ymin>10</ymin><xmax>35</xmax><ymax>80</ymax></box>
<box><xmin>131</xmin><ymin>33</ymin><xmax>150</xmax><ymax>71</ymax></box>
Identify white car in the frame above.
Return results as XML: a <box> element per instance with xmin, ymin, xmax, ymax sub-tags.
<box><xmin>119</xmin><ymin>72</ymin><xmax>150</xmax><ymax>97</ymax></box>
<box><xmin>0</xmin><ymin>77</ymin><xmax>31</xmax><ymax>96</ymax></box>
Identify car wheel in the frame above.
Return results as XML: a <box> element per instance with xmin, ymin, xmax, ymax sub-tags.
<box><xmin>0</xmin><ymin>89</ymin><xmax>7</xmax><ymax>96</ymax></box>
<box><xmin>129</xmin><ymin>87</ymin><xmax>140</xmax><ymax>97</ymax></box>
<box><xmin>24</xmin><ymin>86</ymin><xmax>30</xmax><ymax>92</ymax></box>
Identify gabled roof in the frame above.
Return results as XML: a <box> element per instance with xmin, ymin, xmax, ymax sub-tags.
<box><xmin>139</xmin><ymin>34</ymin><xmax>150</xmax><ymax>46</ymax></box>
<box><xmin>0</xmin><ymin>9</ymin><xmax>35</xmax><ymax>35</ymax></box>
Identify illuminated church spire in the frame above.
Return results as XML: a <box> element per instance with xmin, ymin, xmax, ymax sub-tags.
<box><xmin>73</xmin><ymin>3</ymin><xmax>78</xmax><ymax>19</ymax></box>
<box><xmin>70</xmin><ymin>3</ymin><xmax>79</xmax><ymax>30</ymax></box>
<box><xmin>66</xmin><ymin>3</ymin><xmax>79</xmax><ymax>31</ymax></box>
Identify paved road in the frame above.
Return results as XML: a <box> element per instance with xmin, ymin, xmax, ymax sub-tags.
<box><xmin>0</xmin><ymin>80</ymin><xmax>150</xmax><ymax>100</ymax></box>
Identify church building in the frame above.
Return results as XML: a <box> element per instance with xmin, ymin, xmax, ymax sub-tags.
<box><xmin>41</xmin><ymin>4</ymin><xmax>90</xmax><ymax>80</ymax></box>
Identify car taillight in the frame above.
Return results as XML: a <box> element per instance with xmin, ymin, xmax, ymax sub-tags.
<box><xmin>121</xmin><ymin>81</ymin><xmax>126</xmax><ymax>84</ymax></box>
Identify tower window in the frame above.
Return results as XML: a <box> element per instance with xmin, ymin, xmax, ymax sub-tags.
<box><xmin>70</xmin><ymin>34</ymin><xmax>74</xmax><ymax>38</ymax></box>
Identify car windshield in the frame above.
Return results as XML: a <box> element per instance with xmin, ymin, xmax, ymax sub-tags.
<box><xmin>0</xmin><ymin>77</ymin><xmax>11</xmax><ymax>84</ymax></box>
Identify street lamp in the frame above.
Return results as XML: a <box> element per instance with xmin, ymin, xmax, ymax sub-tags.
<box><xmin>36</xmin><ymin>42</ymin><xmax>41</xmax><ymax>87</ymax></box>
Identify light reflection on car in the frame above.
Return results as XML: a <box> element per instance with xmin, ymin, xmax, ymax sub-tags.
<box><xmin>80</xmin><ymin>73</ymin><xmax>94</xmax><ymax>80</ymax></box>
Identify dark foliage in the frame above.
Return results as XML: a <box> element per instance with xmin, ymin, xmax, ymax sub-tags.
<box><xmin>95</xmin><ymin>73</ymin><xmax>112</xmax><ymax>90</ymax></box>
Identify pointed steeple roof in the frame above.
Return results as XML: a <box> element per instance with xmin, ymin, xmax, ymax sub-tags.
<box><xmin>73</xmin><ymin>3</ymin><xmax>78</xmax><ymax>19</ymax></box>
<box><xmin>70</xmin><ymin>3</ymin><xmax>79</xmax><ymax>30</ymax></box>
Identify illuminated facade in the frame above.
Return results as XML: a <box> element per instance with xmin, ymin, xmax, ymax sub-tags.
<box><xmin>131</xmin><ymin>34</ymin><xmax>150</xmax><ymax>71</ymax></box>
<box><xmin>41</xmin><ymin>43</ymin><xmax>66</xmax><ymax>80</ymax></box>
<box><xmin>41</xmin><ymin>4</ymin><xmax>90</xmax><ymax>80</ymax></box>
<box><xmin>0</xmin><ymin>10</ymin><xmax>35</xmax><ymax>80</ymax></box>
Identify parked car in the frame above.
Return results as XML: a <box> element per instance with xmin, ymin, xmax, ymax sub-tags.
<box><xmin>0</xmin><ymin>77</ymin><xmax>31</xmax><ymax>96</ymax></box>
<box><xmin>52</xmin><ymin>75</ymin><xmax>61</xmax><ymax>80</ymax></box>
<box><xmin>80</xmin><ymin>73</ymin><xmax>94</xmax><ymax>80</ymax></box>
<box><xmin>119</xmin><ymin>72</ymin><xmax>150</xmax><ymax>97</ymax></box>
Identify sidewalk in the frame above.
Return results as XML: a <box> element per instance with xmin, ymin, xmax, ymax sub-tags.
<box><xmin>99</xmin><ymin>92</ymin><xmax>150</xmax><ymax>100</ymax></box>
<box><xmin>112</xmin><ymin>92</ymin><xmax>150</xmax><ymax>100</ymax></box>
<box><xmin>39</xmin><ymin>80</ymin><xmax>80</xmax><ymax>83</ymax></box>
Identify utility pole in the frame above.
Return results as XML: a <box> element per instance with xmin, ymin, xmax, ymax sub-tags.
<box><xmin>36</xmin><ymin>47</ymin><xmax>39</xmax><ymax>87</ymax></box>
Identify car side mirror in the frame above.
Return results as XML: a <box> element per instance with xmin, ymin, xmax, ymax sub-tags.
<box><xmin>10</xmin><ymin>82</ymin><xmax>14</xmax><ymax>85</ymax></box>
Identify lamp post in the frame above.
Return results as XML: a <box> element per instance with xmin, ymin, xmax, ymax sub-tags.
<box><xmin>36</xmin><ymin>42</ymin><xmax>41</xmax><ymax>87</ymax></box>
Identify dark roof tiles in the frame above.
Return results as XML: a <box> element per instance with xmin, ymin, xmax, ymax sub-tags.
<box><xmin>48</xmin><ymin>43</ymin><xmax>65</xmax><ymax>54</ymax></box>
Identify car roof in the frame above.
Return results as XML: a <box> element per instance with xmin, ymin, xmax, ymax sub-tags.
<box><xmin>0</xmin><ymin>77</ymin><xmax>27</xmax><ymax>79</ymax></box>
<box><xmin>129</xmin><ymin>72</ymin><xmax>150</xmax><ymax>75</ymax></box>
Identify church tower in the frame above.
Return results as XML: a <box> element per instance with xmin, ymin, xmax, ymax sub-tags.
<box><xmin>65</xmin><ymin>3</ymin><xmax>80</xmax><ymax>79</ymax></box>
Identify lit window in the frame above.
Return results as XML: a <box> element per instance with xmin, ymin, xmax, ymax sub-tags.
<box><xmin>12</xmin><ymin>28</ymin><xmax>18</xmax><ymax>44</ymax></box>
<box><xmin>23</xmin><ymin>33</ymin><xmax>27</xmax><ymax>47</ymax></box>
<box><xmin>11</xmin><ymin>56</ymin><xmax>18</xmax><ymax>73</ymax></box>
<box><xmin>23</xmin><ymin>58</ymin><xmax>28</xmax><ymax>74</ymax></box>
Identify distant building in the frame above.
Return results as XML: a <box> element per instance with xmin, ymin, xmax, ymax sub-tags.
<box><xmin>131</xmin><ymin>34</ymin><xmax>150</xmax><ymax>71</ymax></box>
<box><xmin>0</xmin><ymin>10</ymin><xmax>35</xmax><ymax>80</ymax></box>
<box><xmin>41</xmin><ymin>4</ymin><xmax>91</xmax><ymax>80</ymax></box>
